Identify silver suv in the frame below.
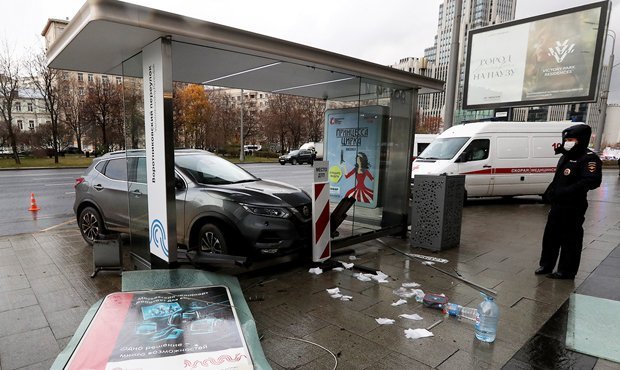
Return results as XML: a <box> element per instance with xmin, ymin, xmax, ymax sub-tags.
<box><xmin>74</xmin><ymin>149</ymin><xmax>312</xmax><ymax>258</ymax></box>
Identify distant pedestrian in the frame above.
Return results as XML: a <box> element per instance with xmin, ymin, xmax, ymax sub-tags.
<box><xmin>535</xmin><ymin>124</ymin><xmax>602</xmax><ymax>279</ymax></box>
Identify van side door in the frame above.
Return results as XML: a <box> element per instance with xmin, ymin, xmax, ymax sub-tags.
<box><xmin>457</xmin><ymin>138</ymin><xmax>492</xmax><ymax>197</ymax></box>
<box><xmin>491</xmin><ymin>136</ymin><xmax>530</xmax><ymax>196</ymax></box>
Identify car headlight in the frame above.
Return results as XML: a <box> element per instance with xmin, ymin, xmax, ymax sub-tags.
<box><xmin>241</xmin><ymin>204</ymin><xmax>291</xmax><ymax>218</ymax></box>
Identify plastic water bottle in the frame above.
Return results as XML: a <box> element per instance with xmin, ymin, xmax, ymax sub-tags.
<box><xmin>475</xmin><ymin>293</ymin><xmax>499</xmax><ymax>343</ymax></box>
<box><xmin>445</xmin><ymin>303</ymin><xmax>478</xmax><ymax>321</ymax></box>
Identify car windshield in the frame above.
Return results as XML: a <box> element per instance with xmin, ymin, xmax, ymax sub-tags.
<box><xmin>175</xmin><ymin>154</ymin><xmax>257</xmax><ymax>185</ymax></box>
<box><xmin>418</xmin><ymin>137</ymin><xmax>470</xmax><ymax>160</ymax></box>
<box><xmin>289</xmin><ymin>150</ymin><xmax>299</xmax><ymax>155</ymax></box>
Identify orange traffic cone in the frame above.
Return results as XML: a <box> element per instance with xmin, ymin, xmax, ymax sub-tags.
<box><xmin>28</xmin><ymin>192</ymin><xmax>40</xmax><ymax>212</ymax></box>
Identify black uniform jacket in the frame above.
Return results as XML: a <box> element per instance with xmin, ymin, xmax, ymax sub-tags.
<box><xmin>549</xmin><ymin>150</ymin><xmax>602</xmax><ymax>207</ymax></box>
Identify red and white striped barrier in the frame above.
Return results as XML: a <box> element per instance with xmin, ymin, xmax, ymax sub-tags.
<box><xmin>312</xmin><ymin>182</ymin><xmax>331</xmax><ymax>262</ymax></box>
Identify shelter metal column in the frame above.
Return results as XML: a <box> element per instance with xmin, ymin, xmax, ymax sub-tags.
<box><xmin>142</xmin><ymin>37</ymin><xmax>177</xmax><ymax>267</ymax></box>
<box><xmin>381</xmin><ymin>89</ymin><xmax>416</xmax><ymax>230</ymax></box>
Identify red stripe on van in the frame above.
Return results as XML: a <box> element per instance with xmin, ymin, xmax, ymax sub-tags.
<box><xmin>461</xmin><ymin>167</ymin><xmax>555</xmax><ymax>175</ymax></box>
<box><xmin>461</xmin><ymin>169</ymin><xmax>493</xmax><ymax>175</ymax></box>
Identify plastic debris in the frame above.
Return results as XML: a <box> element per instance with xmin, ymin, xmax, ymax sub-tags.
<box><xmin>326</xmin><ymin>288</ymin><xmax>340</xmax><ymax>295</ymax></box>
<box><xmin>407</xmin><ymin>253</ymin><xmax>449</xmax><ymax>264</ymax></box>
<box><xmin>348</xmin><ymin>255</ymin><xmax>358</xmax><ymax>260</ymax></box>
<box><xmin>330</xmin><ymin>294</ymin><xmax>343</xmax><ymax>299</ymax></box>
<box><xmin>354</xmin><ymin>273</ymin><xmax>372</xmax><ymax>282</ymax></box>
<box><xmin>422</xmin><ymin>261</ymin><xmax>435</xmax><ymax>266</ymax></box>
<box><xmin>340</xmin><ymin>295</ymin><xmax>353</xmax><ymax>301</ymax></box>
<box><xmin>404</xmin><ymin>328</ymin><xmax>434</xmax><ymax>340</ymax></box>
<box><xmin>402</xmin><ymin>282</ymin><xmax>421</xmax><ymax>288</ymax></box>
<box><xmin>375</xmin><ymin>318</ymin><xmax>395</xmax><ymax>325</ymax></box>
<box><xmin>392</xmin><ymin>299</ymin><xmax>407</xmax><ymax>306</ymax></box>
<box><xmin>399</xmin><ymin>313</ymin><xmax>423</xmax><ymax>321</ymax></box>
<box><xmin>371</xmin><ymin>271</ymin><xmax>390</xmax><ymax>283</ymax></box>
<box><xmin>393</xmin><ymin>287</ymin><xmax>425</xmax><ymax>301</ymax></box>
<box><xmin>340</xmin><ymin>262</ymin><xmax>354</xmax><ymax>269</ymax></box>
<box><xmin>309</xmin><ymin>267</ymin><xmax>323</xmax><ymax>275</ymax></box>
<box><xmin>332</xmin><ymin>267</ymin><xmax>344</xmax><ymax>272</ymax></box>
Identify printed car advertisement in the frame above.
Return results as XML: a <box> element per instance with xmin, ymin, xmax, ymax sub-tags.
<box><xmin>65</xmin><ymin>286</ymin><xmax>252</xmax><ymax>370</ymax></box>
<box><xmin>325</xmin><ymin>106</ymin><xmax>386</xmax><ymax>209</ymax></box>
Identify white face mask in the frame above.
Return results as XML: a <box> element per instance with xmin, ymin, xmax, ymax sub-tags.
<box><xmin>563</xmin><ymin>141</ymin><xmax>576</xmax><ymax>151</ymax></box>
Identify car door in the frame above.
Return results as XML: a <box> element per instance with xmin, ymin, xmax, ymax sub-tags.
<box><xmin>96</xmin><ymin>158</ymin><xmax>130</xmax><ymax>231</ymax></box>
<box><xmin>127</xmin><ymin>156</ymin><xmax>149</xmax><ymax>236</ymax></box>
<box><xmin>457</xmin><ymin>138</ymin><xmax>492</xmax><ymax>197</ymax></box>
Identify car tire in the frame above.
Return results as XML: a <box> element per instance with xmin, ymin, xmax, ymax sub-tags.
<box><xmin>292</xmin><ymin>159</ymin><xmax>297</xmax><ymax>165</ymax></box>
<box><xmin>78</xmin><ymin>206</ymin><xmax>105</xmax><ymax>245</ymax></box>
<box><xmin>280</xmin><ymin>162</ymin><xmax>285</xmax><ymax>165</ymax></box>
<box><xmin>198</xmin><ymin>223</ymin><xmax>228</xmax><ymax>255</ymax></box>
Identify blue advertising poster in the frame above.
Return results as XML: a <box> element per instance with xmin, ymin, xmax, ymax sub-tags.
<box><xmin>325</xmin><ymin>106</ymin><xmax>386</xmax><ymax>209</ymax></box>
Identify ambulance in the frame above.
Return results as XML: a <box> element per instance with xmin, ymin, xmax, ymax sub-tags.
<box><xmin>411</xmin><ymin>121</ymin><xmax>578</xmax><ymax>199</ymax></box>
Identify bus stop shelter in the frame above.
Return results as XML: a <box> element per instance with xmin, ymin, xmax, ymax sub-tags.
<box><xmin>47</xmin><ymin>0</ymin><xmax>444</xmax><ymax>267</ymax></box>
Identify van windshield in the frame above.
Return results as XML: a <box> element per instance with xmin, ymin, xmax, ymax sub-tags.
<box><xmin>417</xmin><ymin>137</ymin><xmax>469</xmax><ymax>160</ymax></box>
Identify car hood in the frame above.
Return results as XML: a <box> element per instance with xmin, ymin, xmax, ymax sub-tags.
<box><xmin>411</xmin><ymin>159</ymin><xmax>453</xmax><ymax>176</ymax></box>
<box><xmin>200</xmin><ymin>179</ymin><xmax>310</xmax><ymax>207</ymax></box>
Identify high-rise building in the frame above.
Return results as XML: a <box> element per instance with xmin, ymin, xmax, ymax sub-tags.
<box><xmin>392</xmin><ymin>0</ymin><xmax>516</xmax><ymax>128</ymax></box>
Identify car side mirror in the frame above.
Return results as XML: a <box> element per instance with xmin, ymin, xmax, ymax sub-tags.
<box><xmin>455</xmin><ymin>153</ymin><xmax>468</xmax><ymax>163</ymax></box>
<box><xmin>175</xmin><ymin>177</ymin><xmax>185</xmax><ymax>190</ymax></box>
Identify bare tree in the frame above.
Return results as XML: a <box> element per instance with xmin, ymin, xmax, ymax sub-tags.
<box><xmin>299</xmin><ymin>97</ymin><xmax>325</xmax><ymax>142</ymax></box>
<box><xmin>0</xmin><ymin>42</ymin><xmax>21</xmax><ymax>164</ymax></box>
<box><xmin>59</xmin><ymin>76</ymin><xmax>86</xmax><ymax>152</ymax></box>
<box><xmin>25</xmin><ymin>49</ymin><xmax>62</xmax><ymax>163</ymax></box>
<box><xmin>82</xmin><ymin>77</ymin><xmax>123</xmax><ymax>152</ymax></box>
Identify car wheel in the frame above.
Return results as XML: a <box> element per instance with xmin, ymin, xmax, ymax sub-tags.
<box><xmin>198</xmin><ymin>223</ymin><xmax>228</xmax><ymax>255</ymax></box>
<box><xmin>280</xmin><ymin>162</ymin><xmax>285</xmax><ymax>165</ymax></box>
<box><xmin>292</xmin><ymin>158</ymin><xmax>297</xmax><ymax>165</ymax></box>
<box><xmin>79</xmin><ymin>206</ymin><xmax>104</xmax><ymax>245</ymax></box>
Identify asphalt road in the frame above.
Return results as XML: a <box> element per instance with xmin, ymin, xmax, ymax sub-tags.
<box><xmin>0</xmin><ymin>163</ymin><xmax>314</xmax><ymax>237</ymax></box>
<box><xmin>0</xmin><ymin>168</ymin><xmax>84</xmax><ymax>236</ymax></box>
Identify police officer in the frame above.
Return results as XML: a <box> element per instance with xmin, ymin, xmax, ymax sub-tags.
<box><xmin>535</xmin><ymin>124</ymin><xmax>602</xmax><ymax>279</ymax></box>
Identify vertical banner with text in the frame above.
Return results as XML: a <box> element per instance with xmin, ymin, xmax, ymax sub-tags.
<box><xmin>143</xmin><ymin>40</ymin><xmax>175</xmax><ymax>263</ymax></box>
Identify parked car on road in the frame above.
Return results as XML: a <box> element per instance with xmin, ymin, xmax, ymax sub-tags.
<box><xmin>74</xmin><ymin>149</ymin><xmax>312</xmax><ymax>259</ymax></box>
<box><xmin>279</xmin><ymin>149</ymin><xmax>314</xmax><ymax>165</ymax></box>
<box><xmin>63</xmin><ymin>146</ymin><xmax>83</xmax><ymax>154</ymax></box>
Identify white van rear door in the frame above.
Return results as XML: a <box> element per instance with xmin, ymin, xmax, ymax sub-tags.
<box><xmin>457</xmin><ymin>138</ymin><xmax>492</xmax><ymax>197</ymax></box>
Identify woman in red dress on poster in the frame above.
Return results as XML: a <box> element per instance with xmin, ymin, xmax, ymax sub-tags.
<box><xmin>344</xmin><ymin>152</ymin><xmax>374</xmax><ymax>203</ymax></box>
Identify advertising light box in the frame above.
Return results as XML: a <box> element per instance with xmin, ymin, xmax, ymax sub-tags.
<box><xmin>463</xmin><ymin>1</ymin><xmax>609</xmax><ymax>109</ymax></box>
<box><xmin>325</xmin><ymin>106</ymin><xmax>387</xmax><ymax>209</ymax></box>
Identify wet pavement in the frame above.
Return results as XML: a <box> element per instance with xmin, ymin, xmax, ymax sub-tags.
<box><xmin>0</xmin><ymin>170</ymin><xmax>618</xmax><ymax>369</ymax></box>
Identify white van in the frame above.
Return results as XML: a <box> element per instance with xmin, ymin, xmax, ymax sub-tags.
<box><xmin>411</xmin><ymin>121</ymin><xmax>578</xmax><ymax>199</ymax></box>
<box><xmin>299</xmin><ymin>142</ymin><xmax>324</xmax><ymax>160</ymax></box>
<box><xmin>413</xmin><ymin>134</ymin><xmax>437</xmax><ymax>159</ymax></box>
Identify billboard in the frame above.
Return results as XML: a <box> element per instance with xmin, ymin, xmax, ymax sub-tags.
<box><xmin>463</xmin><ymin>1</ymin><xmax>609</xmax><ymax>109</ymax></box>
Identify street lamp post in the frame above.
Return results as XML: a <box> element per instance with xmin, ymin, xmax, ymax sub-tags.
<box><xmin>443</xmin><ymin>0</ymin><xmax>463</xmax><ymax>130</ymax></box>
<box><xmin>595</xmin><ymin>30</ymin><xmax>615</xmax><ymax>153</ymax></box>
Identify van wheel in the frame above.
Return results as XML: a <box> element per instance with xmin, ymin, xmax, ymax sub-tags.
<box><xmin>198</xmin><ymin>223</ymin><xmax>228</xmax><ymax>255</ymax></box>
<box><xmin>78</xmin><ymin>206</ymin><xmax>105</xmax><ymax>245</ymax></box>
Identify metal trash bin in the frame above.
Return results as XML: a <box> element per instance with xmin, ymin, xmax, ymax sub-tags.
<box><xmin>92</xmin><ymin>235</ymin><xmax>123</xmax><ymax>277</ymax></box>
<box><xmin>410</xmin><ymin>174</ymin><xmax>465</xmax><ymax>251</ymax></box>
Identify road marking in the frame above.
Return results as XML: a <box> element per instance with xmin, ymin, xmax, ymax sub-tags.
<box><xmin>65</xmin><ymin>192</ymin><xmax>75</xmax><ymax>195</ymax></box>
<box><xmin>41</xmin><ymin>219</ymin><xmax>75</xmax><ymax>232</ymax></box>
<box><xmin>44</xmin><ymin>183</ymin><xmax>73</xmax><ymax>187</ymax></box>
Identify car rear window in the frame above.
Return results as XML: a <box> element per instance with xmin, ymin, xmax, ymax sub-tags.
<box><xmin>104</xmin><ymin>159</ymin><xmax>128</xmax><ymax>181</ymax></box>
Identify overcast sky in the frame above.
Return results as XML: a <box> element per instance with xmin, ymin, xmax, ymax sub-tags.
<box><xmin>2</xmin><ymin>0</ymin><xmax>619</xmax><ymax>102</ymax></box>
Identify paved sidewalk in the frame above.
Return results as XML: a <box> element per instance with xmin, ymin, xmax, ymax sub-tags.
<box><xmin>0</xmin><ymin>227</ymin><xmax>121</xmax><ymax>369</ymax></box>
<box><xmin>0</xmin><ymin>171</ymin><xmax>618</xmax><ymax>369</ymax></box>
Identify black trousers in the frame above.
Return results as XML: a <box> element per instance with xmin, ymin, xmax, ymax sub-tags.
<box><xmin>539</xmin><ymin>204</ymin><xmax>587</xmax><ymax>276</ymax></box>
